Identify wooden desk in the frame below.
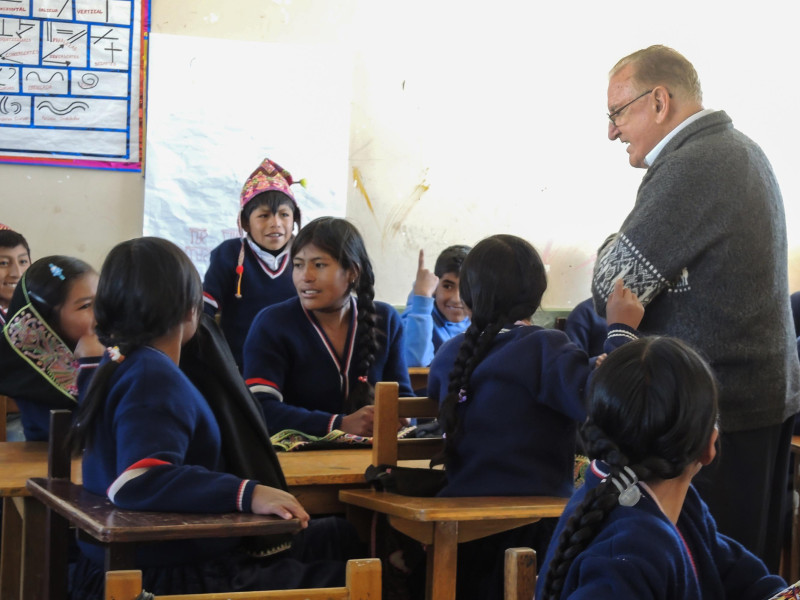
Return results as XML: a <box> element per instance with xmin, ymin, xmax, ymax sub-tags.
<box><xmin>339</xmin><ymin>489</ymin><xmax>567</xmax><ymax>600</ymax></box>
<box><xmin>2</xmin><ymin>444</ymin><xmax>383</xmax><ymax>599</ymax></box>
<box><xmin>0</xmin><ymin>442</ymin><xmax>80</xmax><ymax>600</ymax></box>
<box><xmin>26</xmin><ymin>477</ymin><xmax>303</xmax><ymax>600</ymax></box>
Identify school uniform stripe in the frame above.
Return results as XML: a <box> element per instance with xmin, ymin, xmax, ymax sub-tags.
<box><xmin>246</xmin><ymin>377</ymin><xmax>283</xmax><ymax>400</ymax></box>
<box><xmin>107</xmin><ymin>457</ymin><xmax>170</xmax><ymax>503</ymax></box>
<box><xmin>203</xmin><ymin>292</ymin><xmax>219</xmax><ymax>310</ymax></box>
<box><xmin>302</xmin><ymin>296</ymin><xmax>358</xmax><ymax>399</ymax></box>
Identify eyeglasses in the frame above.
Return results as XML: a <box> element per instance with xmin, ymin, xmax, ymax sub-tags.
<box><xmin>607</xmin><ymin>89</ymin><xmax>652</xmax><ymax>126</ymax></box>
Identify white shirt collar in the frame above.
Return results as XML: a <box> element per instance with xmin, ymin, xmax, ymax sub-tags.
<box><xmin>246</xmin><ymin>235</ymin><xmax>290</xmax><ymax>270</ymax></box>
<box><xmin>645</xmin><ymin>108</ymin><xmax>715</xmax><ymax>167</ymax></box>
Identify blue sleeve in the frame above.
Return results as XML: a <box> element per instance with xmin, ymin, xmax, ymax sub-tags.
<box><xmin>380</xmin><ymin>305</ymin><xmax>414</xmax><ymax>397</ymax></box>
<box><xmin>553</xmin><ymin>553</ymin><xmax>676</xmax><ymax>600</ymax></box>
<box><xmin>537</xmin><ymin>330</ymin><xmax>595</xmax><ymax>422</ymax></box>
<box><xmin>243</xmin><ymin>307</ymin><xmax>340</xmax><ymax>435</ymax></box>
<box><xmin>203</xmin><ymin>243</ymin><xmax>232</xmax><ymax>317</ymax></box>
<box><xmin>400</xmin><ymin>293</ymin><xmax>436</xmax><ymax>367</ymax></box>
<box><xmin>696</xmin><ymin>494</ymin><xmax>786</xmax><ymax>600</ymax></box>
<box><xmin>108</xmin><ymin>367</ymin><xmax>254</xmax><ymax>513</ymax></box>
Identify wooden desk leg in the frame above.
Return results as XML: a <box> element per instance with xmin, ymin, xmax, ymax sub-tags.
<box><xmin>22</xmin><ymin>496</ymin><xmax>46</xmax><ymax>600</ymax></box>
<box><xmin>1</xmin><ymin>496</ymin><xmax>23</xmax><ymax>600</ymax></box>
<box><xmin>426</xmin><ymin>521</ymin><xmax>458</xmax><ymax>600</ymax></box>
<box><xmin>22</xmin><ymin>498</ymin><xmax>69</xmax><ymax>600</ymax></box>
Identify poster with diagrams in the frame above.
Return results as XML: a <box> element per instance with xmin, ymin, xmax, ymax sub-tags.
<box><xmin>0</xmin><ymin>0</ymin><xmax>148</xmax><ymax>170</ymax></box>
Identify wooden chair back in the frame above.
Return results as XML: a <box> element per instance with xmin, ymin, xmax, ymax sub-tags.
<box><xmin>504</xmin><ymin>547</ymin><xmax>537</xmax><ymax>600</ymax></box>
<box><xmin>407</xmin><ymin>366</ymin><xmax>430</xmax><ymax>392</ymax></box>
<box><xmin>104</xmin><ymin>558</ymin><xmax>382</xmax><ymax>600</ymax></box>
<box><xmin>372</xmin><ymin>381</ymin><xmax>443</xmax><ymax>467</ymax></box>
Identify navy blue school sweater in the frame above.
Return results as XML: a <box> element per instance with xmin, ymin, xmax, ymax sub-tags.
<box><xmin>79</xmin><ymin>347</ymin><xmax>257</xmax><ymax>568</ymax></box>
<box><xmin>536</xmin><ymin>461</ymin><xmax>785</xmax><ymax>600</ymax></box>
<box><xmin>428</xmin><ymin>324</ymin><xmax>637</xmax><ymax>498</ymax></box>
<box><xmin>243</xmin><ymin>296</ymin><xmax>413</xmax><ymax>436</ymax></box>
<box><xmin>203</xmin><ymin>238</ymin><xmax>296</xmax><ymax>368</ymax></box>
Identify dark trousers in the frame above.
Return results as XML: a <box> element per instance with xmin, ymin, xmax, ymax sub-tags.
<box><xmin>693</xmin><ymin>416</ymin><xmax>794</xmax><ymax>574</ymax></box>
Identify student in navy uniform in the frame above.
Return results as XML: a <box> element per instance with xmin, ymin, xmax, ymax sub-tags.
<box><xmin>203</xmin><ymin>158</ymin><xmax>302</xmax><ymax>369</ymax></box>
<box><xmin>537</xmin><ymin>337</ymin><xmax>785</xmax><ymax>600</ymax></box>
<box><xmin>0</xmin><ymin>224</ymin><xmax>31</xmax><ymax>327</ymax></box>
<box><xmin>69</xmin><ymin>237</ymin><xmax>360</xmax><ymax>599</ymax></box>
<box><xmin>401</xmin><ymin>244</ymin><xmax>471</xmax><ymax>368</ymax></box>
<box><xmin>0</xmin><ymin>256</ymin><xmax>102</xmax><ymax>441</ymax></box>
<box><xmin>426</xmin><ymin>234</ymin><xmax>644</xmax><ymax>600</ymax></box>
<box><xmin>563</xmin><ymin>297</ymin><xmax>607</xmax><ymax>358</ymax></box>
<box><xmin>243</xmin><ymin>217</ymin><xmax>413</xmax><ymax>437</ymax></box>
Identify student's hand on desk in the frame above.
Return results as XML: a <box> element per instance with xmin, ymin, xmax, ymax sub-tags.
<box><xmin>413</xmin><ymin>249</ymin><xmax>439</xmax><ymax>297</ymax></box>
<box><xmin>606</xmin><ymin>278</ymin><xmax>644</xmax><ymax>330</ymax></box>
<box><xmin>251</xmin><ymin>485</ymin><xmax>310</xmax><ymax>528</ymax></box>
<box><xmin>341</xmin><ymin>405</ymin><xmax>375</xmax><ymax>436</ymax></box>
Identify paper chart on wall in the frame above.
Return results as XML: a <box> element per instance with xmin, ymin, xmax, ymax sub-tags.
<box><xmin>0</xmin><ymin>0</ymin><xmax>148</xmax><ymax>170</ymax></box>
<box><xmin>143</xmin><ymin>33</ymin><xmax>351</xmax><ymax>279</ymax></box>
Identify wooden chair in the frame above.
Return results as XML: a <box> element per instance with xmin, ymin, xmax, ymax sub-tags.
<box><xmin>504</xmin><ymin>547</ymin><xmax>536</xmax><ymax>600</ymax></box>
<box><xmin>24</xmin><ymin>410</ymin><xmax>304</xmax><ymax>600</ymax></box>
<box><xmin>339</xmin><ymin>382</ymin><xmax>568</xmax><ymax>600</ymax></box>
<box><xmin>104</xmin><ymin>558</ymin><xmax>382</xmax><ymax>600</ymax></box>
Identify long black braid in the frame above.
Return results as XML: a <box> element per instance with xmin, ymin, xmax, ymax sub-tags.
<box><xmin>434</xmin><ymin>234</ymin><xmax>547</xmax><ymax>468</ymax></box>
<box><xmin>540</xmin><ymin>337</ymin><xmax>718</xmax><ymax>600</ymax></box>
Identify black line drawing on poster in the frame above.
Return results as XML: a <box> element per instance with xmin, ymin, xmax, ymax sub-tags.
<box><xmin>37</xmin><ymin>99</ymin><xmax>89</xmax><ymax>114</ymax></box>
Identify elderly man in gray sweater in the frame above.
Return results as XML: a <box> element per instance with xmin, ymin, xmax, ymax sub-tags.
<box><xmin>592</xmin><ymin>45</ymin><xmax>800</xmax><ymax>573</ymax></box>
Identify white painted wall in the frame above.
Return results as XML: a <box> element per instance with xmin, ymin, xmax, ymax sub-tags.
<box><xmin>2</xmin><ymin>0</ymin><xmax>798</xmax><ymax>308</ymax></box>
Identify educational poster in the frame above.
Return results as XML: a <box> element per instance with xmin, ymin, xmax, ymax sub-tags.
<box><xmin>0</xmin><ymin>0</ymin><xmax>148</xmax><ymax>170</ymax></box>
<box><xmin>143</xmin><ymin>34</ymin><xmax>351</xmax><ymax>277</ymax></box>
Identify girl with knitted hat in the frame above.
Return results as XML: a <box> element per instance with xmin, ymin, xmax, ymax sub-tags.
<box><xmin>203</xmin><ymin>158</ymin><xmax>303</xmax><ymax>369</ymax></box>
<box><xmin>536</xmin><ymin>337</ymin><xmax>785</xmax><ymax>600</ymax></box>
<box><xmin>242</xmin><ymin>217</ymin><xmax>413</xmax><ymax>437</ymax></box>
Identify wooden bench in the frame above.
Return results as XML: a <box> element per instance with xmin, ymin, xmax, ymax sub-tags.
<box><xmin>104</xmin><ymin>558</ymin><xmax>381</xmax><ymax>599</ymax></box>
<box><xmin>339</xmin><ymin>382</ymin><xmax>568</xmax><ymax>600</ymax></box>
<box><xmin>24</xmin><ymin>410</ymin><xmax>303</xmax><ymax>600</ymax></box>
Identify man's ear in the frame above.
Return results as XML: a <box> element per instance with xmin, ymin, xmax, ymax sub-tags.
<box><xmin>699</xmin><ymin>426</ymin><xmax>719</xmax><ymax>466</ymax></box>
<box><xmin>653</xmin><ymin>86</ymin><xmax>671</xmax><ymax>124</ymax></box>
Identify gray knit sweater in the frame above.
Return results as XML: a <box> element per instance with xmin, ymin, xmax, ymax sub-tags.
<box><xmin>592</xmin><ymin>110</ymin><xmax>800</xmax><ymax>432</ymax></box>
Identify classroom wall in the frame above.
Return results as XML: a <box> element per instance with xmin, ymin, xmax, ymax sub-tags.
<box><xmin>2</xmin><ymin>0</ymin><xmax>799</xmax><ymax>308</ymax></box>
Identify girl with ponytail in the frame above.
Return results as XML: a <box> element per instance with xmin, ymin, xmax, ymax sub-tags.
<box><xmin>426</xmin><ymin>234</ymin><xmax>643</xmax><ymax>600</ymax></box>
<box><xmin>537</xmin><ymin>336</ymin><xmax>786</xmax><ymax>600</ymax></box>
<box><xmin>70</xmin><ymin>237</ymin><xmax>359</xmax><ymax>599</ymax></box>
<box><xmin>243</xmin><ymin>217</ymin><xmax>413</xmax><ymax>437</ymax></box>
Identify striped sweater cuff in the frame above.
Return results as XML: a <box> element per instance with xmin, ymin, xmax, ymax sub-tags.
<box><xmin>237</xmin><ymin>479</ymin><xmax>259</xmax><ymax>512</ymax></box>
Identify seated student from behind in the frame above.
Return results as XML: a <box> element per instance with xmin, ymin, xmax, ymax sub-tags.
<box><xmin>401</xmin><ymin>245</ymin><xmax>471</xmax><ymax>367</ymax></box>
<box><xmin>426</xmin><ymin>234</ymin><xmax>644</xmax><ymax>600</ymax></box>
<box><xmin>536</xmin><ymin>337</ymin><xmax>786</xmax><ymax>600</ymax></box>
<box><xmin>69</xmin><ymin>237</ymin><xmax>359</xmax><ymax>599</ymax></box>
<box><xmin>243</xmin><ymin>217</ymin><xmax>413</xmax><ymax>437</ymax></box>
<box><xmin>203</xmin><ymin>158</ymin><xmax>303</xmax><ymax>369</ymax></box>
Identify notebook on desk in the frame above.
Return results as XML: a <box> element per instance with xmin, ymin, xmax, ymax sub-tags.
<box><xmin>271</xmin><ymin>426</ymin><xmax>417</xmax><ymax>451</ymax></box>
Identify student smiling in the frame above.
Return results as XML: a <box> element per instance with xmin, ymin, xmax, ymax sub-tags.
<box><xmin>0</xmin><ymin>225</ymin><xmax>31</xmax><ymax>326</ymax></box>
<box><xmin>243</xmin><ymin>217</ymin><xmax>413</xmax><ymax>437</ymax></box>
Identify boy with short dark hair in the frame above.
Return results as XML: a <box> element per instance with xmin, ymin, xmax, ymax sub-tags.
<box><xmin>401</xmin><ymin>245</ymin><xmax>471</xmax><ymax>367</ymax></box>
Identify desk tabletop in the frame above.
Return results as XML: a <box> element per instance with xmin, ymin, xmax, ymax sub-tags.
<box><xmin>0</xmin><ymin>441</ymin><xmax>81</xmax><ymax>496</ymax></box>
<box><xmin>1</xmin><ymin>442</ymin><xmax>418</xmax><ymax>497</ymax></box>
<box><xmin>26</xmin><ymin>477</ymin><xmax>302</xmax><ymax>543</ymax></box>
<box><xmin>339</xmin><ymin>488</ymin><xmax>568</xmax><ymax>521</ymax></box>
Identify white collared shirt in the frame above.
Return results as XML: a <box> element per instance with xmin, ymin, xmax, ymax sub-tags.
<box><xmin>645</xmin><ymin>108</ymin><xmax>715</xmax><ymax>167</ymax></box>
